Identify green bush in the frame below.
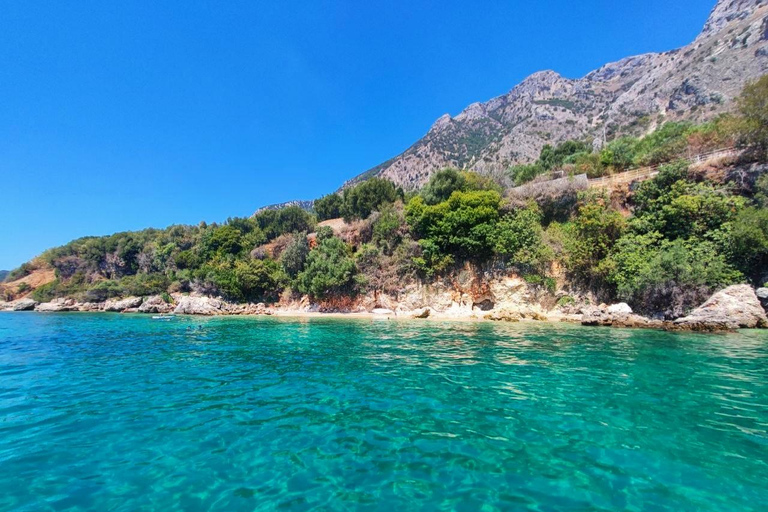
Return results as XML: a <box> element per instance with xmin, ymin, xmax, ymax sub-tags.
<box><xmin>492</xmin><ymin>203</ymin><xmax>552</xmax><ymax>270</ymax></box>
<box><xmin>314</xmin><ymin>193</ymin><xmax>344</xmax><ymax>221</ymax></box>
<box><xmin>254</xmin><ymin>207</ymin><xmax>315</xmax><ymax>240</ymax></box>
<box><xmin>342</xmin><ymin>178</ymin><xmax>402</xmax><ymax>221</ymax></box>
<box><xmin>728</xmin><ymin>207</ymin><xmax>768</xmax><ymax>282</ymax></box>
<box><xmin>280</xmin><ymin>234</ymin><xmax>310</xmax><ymax>279</ymax></box>
<box><xmin>737</xmin><ymin>75</ymin><xmax>768</xmax><ymax>157</ymax></box>
<box><xmin>608</xmin><ymin>239</ymin><xmax>742</xmax><ymax>317</ymax></box>
<box><xmin>372</xmin><ymin>203</ymin><xmax>405</xmax><ymax>254</ymax></box>
<box><xmin>406</xmin><ymin>190</ymin><xmax>502</xmax><ymax>267</ymax></box>
<box><xmin>297</xmin><ymin>236</ymin><xmax>359</xmax><ymax>299</ymax></box>
<box><xmin>509</xmin><ymin>163</ymin><xmax>545</xmax><ymax>186</ymax></box>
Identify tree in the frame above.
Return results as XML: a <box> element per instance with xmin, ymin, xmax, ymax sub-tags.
<box><xmin>422</xmin><ymin>169</ymin><xmax>466</xmax><ymax>205</ymax></box>
<box><xmin>342</xmin><ymin>178</ymin><xmax>401</xmax><ymax>221</ymax></box>
<box><xmin>729</xmin><ymin>207</ymin><xmax>768</xmax><ymax>283</ymax></box>
<box><xmin>492</xmin><ymin>203</ymin><xmax>551</xmax><ymax>270</ymax></box>
<box><xmin>280</xmin><ymin>233</ymin><xmax>310</xmax><ymax>278</ymax></box>
<box><xmin>297</xmin><ymin>236</ymin><xmax>359</xmax><ymax>299</ymax></box>
<box><xmin>600</xmin><ymin>136</ymin><xmax>638</xmax><ymax>171</ymax></box>
<box><xmin>508</xmin><ymin>163</ymin><xmax>545</xmax><ymax>186</ymax></box>
<box><xmin>738</xmin><ymin>74</ymin><xmax>768</xmax><ymax>157</ymax></box>
<box><xmin>406</xmin><ymin>190</ymin><xmax>502</xmax><ymax>273</ymax></box>
<box><xmin>314</xmin><ymin>193</ymin><xmax>344</xmax><ymax>221</ymax></box>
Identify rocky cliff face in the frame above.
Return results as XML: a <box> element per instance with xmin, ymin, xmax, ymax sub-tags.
<box><xmin>347</xmin><ymin>0</ymin><xmax>768</xmax><ymax>189</ymax></box>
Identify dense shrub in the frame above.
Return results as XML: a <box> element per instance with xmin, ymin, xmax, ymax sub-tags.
<box><xmin>341</xmin><ymin>178</ymin><xmax>402</xmax><ymax>221</ymax></box>
<box><xmin>254</xmin><ymin>207</ymin><xmax>315</xmax><ymax>240</ymax></box>
<box><xmin>406</xmin><ymin>190</ymin><xmax>502</xmax><ymax>274</ymax></box>
<box><xmin>297</xmin><ymin>236</ymin><xmax>359</xmax><ymax>299</ymax></box>
<box><xmin>492</xmin><ymin>203</ymin><xmax>552</xmax><ymax>270</ymax></box>
<box><xmin>279</xmin><ymin>233</ymin><xmax>310</xmax><ymax>279</ymax></box>
<box><xmin>314</xmin><ymin>193</ymin><xmax>344</xmax><ymax>221</ymax></box>
<box><xmin>737</xmin><ymin>75</ymin><xmax>768</xmax><ymax>157</ymax></box>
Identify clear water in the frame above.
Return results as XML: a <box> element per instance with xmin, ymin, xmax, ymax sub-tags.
<box><xmin>0</xmin><ymin>314</ymin><xmax>767</xmax><ymax>511</ymax></box>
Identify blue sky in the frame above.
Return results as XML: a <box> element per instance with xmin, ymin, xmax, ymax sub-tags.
<box><xmin>0</xmin><ymin>0</ymin><xmax>716</xmax><ymax>269</ymax></box>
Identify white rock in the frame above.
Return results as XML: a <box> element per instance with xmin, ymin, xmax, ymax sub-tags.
<box><xmin>673</xmin><ymin>285</ymin><xmax>768</xmax><ymax>331</ymax></box>
<box><xmin>173</xmin><ymin>296</ymin><xmax>229</xmax><ymax>316</ymax></box>
<box><xmin>104</xmin><ymin>297</ymin><xmax>144</xmax><ymax>312</ymax></box>
<box><xmin>607</xmin><ymin>303</ymin><xmax>633</xmax><ymax>315</ymax></box>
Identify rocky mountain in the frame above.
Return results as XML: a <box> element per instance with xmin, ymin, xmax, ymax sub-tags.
<box><xmin>254</xmin><ymin>200</ymin><xmax>314</xmax><ymax>215</ymax></box>
<box><xmin>346</xmin><ymin>0</ymin><xmax>768</xmax><ymax>190</ymax></box>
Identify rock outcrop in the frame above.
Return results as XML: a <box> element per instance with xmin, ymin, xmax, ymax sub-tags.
<box><xmin>581</xmin><ymin>305</ymin><xmax>663</xmax><ymax>329</ymax></box>
<box><xmin>137</xmin><ymin>295</ymin><xmax>175</xmax><ymax>314</ymax></box>
<box><xmin>36</xmin><ymin>298</ymin><xmax>79</xmax><ymax>312</ymax></box>
<box><xmin>173</xmin><ymin>296</ymin><xmax>230</xmax><ymax>316</ymax></box>
<box><xmin>11</xmin><ymin>298</ymin><xmax>37</xmax><ymax>311</ymax></box>
<box><xmin>672</xmin><ymin>285</ymin><xmax>768</xmax><ymax>331</ymax></box>
<box><xmin>104</xmin><ymin>297</ymin><xmax>144</xmax><ymax>312</ymax></box>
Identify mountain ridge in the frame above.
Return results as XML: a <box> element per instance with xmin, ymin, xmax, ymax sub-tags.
<box><xmin>340</xmin><ymin>0</ymin><xmax>768</xmax><ymax>190</ymax></box>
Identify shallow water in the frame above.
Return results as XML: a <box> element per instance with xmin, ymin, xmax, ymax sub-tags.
<box><xmin>0</xmin><ymin>313</ymin><xmax>766</xmax><ymax>511</ymax></box>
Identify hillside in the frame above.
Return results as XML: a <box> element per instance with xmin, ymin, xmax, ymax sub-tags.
<box><xmin>0</xmin><ymin>271</ymin><xmax>8</xmax><ymax>282</ymax></box>
<box><xmin>346</xmin><ymin>0</ymin><xmax>768</xmax><ymax>189</ymax></box>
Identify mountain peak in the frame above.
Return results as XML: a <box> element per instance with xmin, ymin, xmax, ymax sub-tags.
<box><xmin>700</xmin><ymin>0</ymin><xmax>765</xmax><ymax>38</ymax></box>
<box><xmin>347</xmin><ymin>0</ymin><xmax>768</xmax><ymax>190</ymax></box>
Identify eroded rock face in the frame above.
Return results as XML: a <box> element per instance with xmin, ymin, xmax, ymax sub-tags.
<box><xmin>36</xmin><ymin>298</ymin><xmax>78</xmax><ymax>312</ymax></box>
<box><xmin>137</xmin><ymin>295</ymin><xmax>174</xmax><ymax>314</ymax></box>
<box><xmin>11</xmin><ymin>298</ymin><xmax>37</xmax><ymax>311</ymax></box>
<box><xmin>104</xmin><ymin>297</ymin><xmax>144</xmax><ymax>312</ymax></box>
<box><xmin>173</xmin><ymin>296</ymin><xmax>229</xmax><ymax>316</ymax></box>
<box><xmin>672</xmin><ymin>285</ymin><xmax>768</xmax><ymax>331</ymax></box>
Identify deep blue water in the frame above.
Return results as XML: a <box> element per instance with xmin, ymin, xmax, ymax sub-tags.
<box><xmin>0</xmin><ymin>313</ymin><xmax>767</xmax><ymax>511</ymax></box>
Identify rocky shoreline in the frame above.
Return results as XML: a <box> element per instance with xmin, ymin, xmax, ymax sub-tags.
<box><xmin>2</xmin><ymin>284</ymin><xmax>767</xmax><ymax>333</ymax></box>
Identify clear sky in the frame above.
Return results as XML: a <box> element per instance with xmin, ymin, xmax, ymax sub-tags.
<box><xmin>0</xmin><ymin>0</ymin><xmax>716</xmax><ymax>269</ymax></box>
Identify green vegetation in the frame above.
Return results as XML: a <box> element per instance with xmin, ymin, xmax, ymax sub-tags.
<box><xmin>341</xmin><ymin>178</ymin><xmax>403</xmax><ymax>221</ymax></box>
<box><xmin>10</xmin><ymin>78</ymin><xmax>768</xmax><ymax>317</ymax></box>
<box><xmin>738</xmin><ymin>75</ymin><xmax>768</xmax><ymax>158</ymax></box>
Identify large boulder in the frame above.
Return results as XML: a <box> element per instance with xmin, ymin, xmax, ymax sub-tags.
<box><xmin>104</xmin><ymin>297</ymin><xmax>144</xmax><ymax>312</ymax></box>
<box><xmin>581</xmin><ymin>305</ymin><xmax>662</xmax><ymax>329</ymax></box>
<box><xmin>756</xmin><ymin>288</ymin><xmax>768</xmax><ymax>312</ymax></box>
<box><xmin>173</xmin><ymin>296</ymin><xmax>230</xmax><ymax>316</ymax></box>
<box><xmin>137</xmin><ymin>295</ymin><xmax>174</xmax><ymax>314</ymax></box>
<box><xmin>607</xmin><ymin>303</ymin><xmax>633</xmax><ymax>315</ymax></box>
<box><xmin>36</xmin><ymin>298</ymin><xmax>78</xmax><ymax>312</ymax></box>
<box><xmin>412</xmin><ymin>307</ymin><xmax>431</xmax><ymax>319</ymax></box>
<box><xmin>672</xmin><ymin>285</ymin><xmax>768</xmax><ymax>332</ymax></box>
<box><xmin>11</xmin><ymin>298</ymin><xmax>37</xmax><ymax>311</ymax></box>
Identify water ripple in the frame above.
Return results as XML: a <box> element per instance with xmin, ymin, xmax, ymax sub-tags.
<box><xmin>0</xmin><ymin>313</ymin><xmax>767</xmax><ymax>511</ymax></box>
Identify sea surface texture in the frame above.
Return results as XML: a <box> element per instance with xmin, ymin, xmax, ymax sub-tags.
<box><xmin>0</xmin><ymin>313</ymin><xmax>766</xmax><ymax>511</ymax></box>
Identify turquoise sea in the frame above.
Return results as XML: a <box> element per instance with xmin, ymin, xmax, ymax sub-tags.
<box><xmin>0</xmin><ymin>313</ymin><xmax>766</xmax><ymax>511</ymax></box>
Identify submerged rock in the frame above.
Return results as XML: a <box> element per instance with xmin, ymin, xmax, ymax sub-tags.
<box><xmin>104</xmin><ymin>297</ymin><xmax>144</xmax><ymax>312</ymax></box>
<box><xmin>672</xmin><ymin>285</ymin><xmax>768</xmax><ymax>331</ymax></box>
